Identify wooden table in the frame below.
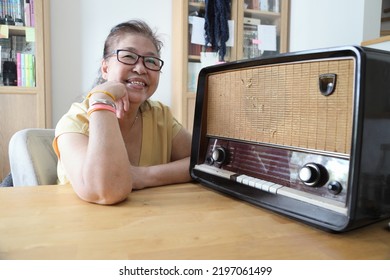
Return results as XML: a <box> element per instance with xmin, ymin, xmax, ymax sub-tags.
<box><xmin>0</xmin><ymin>183</ymin><xmax>389</xmax><ymax>260</ymax></box>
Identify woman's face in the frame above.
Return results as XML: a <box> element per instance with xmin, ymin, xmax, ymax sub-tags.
<box><xmin>101</xmin><ymin>34</ymin><xmax>161</xmax><ymax>105</ymax></box>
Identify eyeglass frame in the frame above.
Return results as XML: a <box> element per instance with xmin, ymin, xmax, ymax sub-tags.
<box><xmin>106</xmin><ymin>49</ymin><xmax>164</xmax><ymax>71</ymax></box>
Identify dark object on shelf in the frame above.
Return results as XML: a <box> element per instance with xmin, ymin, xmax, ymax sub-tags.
<box><xmin>204</xmin><ymin>0</ymin><xmax>230</xmax><ymax>61</ymax></box>
<box><xmin>3</xmin><ymin>61</ymin><xmax>17</xmax><ymax>86</ymax></box>
<box><xmin>14</xmin><ymin>18</ymin><xmax>24</xmax><ymax>26</ymax></box>
<box><xmin>2</xmin><ymin>15</ymin><xmax>16</xmax><ymax>25</ymax></box>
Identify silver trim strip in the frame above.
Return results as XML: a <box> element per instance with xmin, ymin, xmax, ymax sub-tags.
<box><xmin>194</xmin><ymin>164</ymin><xmax>348</xmax><ymax>215</ymax></box>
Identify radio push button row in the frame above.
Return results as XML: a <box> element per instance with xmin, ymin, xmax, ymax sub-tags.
<box><xmin>211</xmin><ymin>147</ymin><xmax>227</xmax><ymax>164</ymax></box>
<box><xmin>299</xmin><ymin>163</ymin><xmax>327</xmax><ymax>187</ymax></box>
<box><xmin>235</xmin><ymin>175</ymin><xmax>282</xmax><ymax>194</ymax></box>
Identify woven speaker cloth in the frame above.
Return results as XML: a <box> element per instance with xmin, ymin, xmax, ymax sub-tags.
<box><xmin>206</xmin><ymin>58</ymin><xmax>355</xmax><ymax>155</ymax></box>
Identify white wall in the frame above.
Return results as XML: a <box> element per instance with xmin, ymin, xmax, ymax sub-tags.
<box><xmin>50</xmin><ymin>0</ymin><xmax>173</xmax><ymax>125</ymax></box>
<box><xmin>50</xmin><ymin>0</ymin><xmax>382</xmax><ymax>126</ymax></box>
<box><xmin>289</xmin><ymin>0</ymin><xmax>381</xmax><ymax>52</ymax></box>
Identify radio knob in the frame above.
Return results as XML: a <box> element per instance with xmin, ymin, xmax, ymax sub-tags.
<box><xmin>212</xmin><ymin>147</ymin><xmax>227</xmax><ymax>164</ymax></box>
<box><xmin>328</xmin><ymin>181</ymin><xmax>343</xmax><ymax>195</ymax></box>
<box><xmin>299</xmin><ymin>163</ymin><xmax>325</xmax><ymax>187</ymax></box>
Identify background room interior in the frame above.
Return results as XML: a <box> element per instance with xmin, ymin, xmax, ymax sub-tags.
<box><xmin>0</xmin><ymin>0</ymin><xmax>385</xmax><ymax>181</ymax></box>
<box><xmin>2</xmin><ymin>0</ymin><xmax>390</xmax><ymax>264</ymax></box>
<box><xmin>50</xmin><ymin>0</ymin><xmax>382</xmax><ymax>125</ymax></box>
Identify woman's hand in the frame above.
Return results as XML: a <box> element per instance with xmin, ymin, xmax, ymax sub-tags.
<box><xmin>128</xmin><ymin>157</ymin><xmax>192</xmax><ymax>191</ymax></box>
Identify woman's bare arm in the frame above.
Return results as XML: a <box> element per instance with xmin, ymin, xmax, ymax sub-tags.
<box><xmin>130</xmin><ymin>128</ymin><xmax>193</xmax><ymax>189</ymax></box>
<box><xmin>57</xmin><ymin>110</ymin><xmax>133</xmax><ymax>205</ymax></box>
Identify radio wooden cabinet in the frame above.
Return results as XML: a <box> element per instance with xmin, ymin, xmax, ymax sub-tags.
<box><xmin>190</xmin><ymin>45</ymin><xmax>390</xmax><ymax>231</ymax></box>
<box><xmin>0</xmin><ymin>0</ymin><xmax>51</xmax><ymax>179</ymax></box>
<box><xmin>172</xmin><ymin>0</ymin><xmax>290</xmax><ymax>131</ymax></box>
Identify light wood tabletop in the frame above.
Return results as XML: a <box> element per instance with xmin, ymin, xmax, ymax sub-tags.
<box><xmin>0</xmin><ymin>183</ymin><xmax>389</xmax><ymax>260</ymax></box>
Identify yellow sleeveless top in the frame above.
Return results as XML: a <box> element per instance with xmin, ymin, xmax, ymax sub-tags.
<box><xmin>53</xmin><ymin>99</ymin><xmax>182</xmax><ymax>184</ymax></box>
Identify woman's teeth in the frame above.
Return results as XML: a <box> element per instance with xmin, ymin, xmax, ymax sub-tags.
<box><xmin>128</xmin><ymin>81</ymin><xmax>145</xmax><ymax>86</ymax></box>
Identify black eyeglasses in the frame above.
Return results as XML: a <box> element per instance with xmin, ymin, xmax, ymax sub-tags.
<box><xmin>108</xmin><ymin>49</ymin><xmax>164</xmax><ymax>71</ymax></box>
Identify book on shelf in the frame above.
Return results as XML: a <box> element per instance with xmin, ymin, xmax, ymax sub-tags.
<box><xmin>29</xmin><ymin>0</ymin><xmax>34</xmax><ymax>26</ymax></box>
<box><xmin>247</xmin><ymin>0</ymin><xmax>259</xmax><ymax>10</ymax></box>
<box><xmin>23</xmin><ymin>0</ymin><xmax>34</xmax><ymax>27</ymax></box>
<box><xmin>245</xmin><ymin>0</ymin><xmax>280</xmax><ymax>12</ymax></box>
<box><xmin>0</xmin><ymin>0</ymin><xmax>35</xmax><ymax>27</ymax></box>
<box><xmin>16</xmin><ymin>51</ymin><xmax>35</xmax><ymax>87</ymax></box>
<box><xmin>188</xmin><ymin>42</ymin><xmax>213</xmax><ymax>57</ymax></box>
<box><xmin>187</xmin><ymin>62</ymin><xmax>202</xmax><ymax>92</ymax></box>
<box><xmin>16</xmin><ymin>51</ymin><xmax>20</xmax><ymax>84</ymax></box>
<box><xmin>1</xmin><ymin>31</ymin><xmax>35</xmax><ymax>86</ymax></box>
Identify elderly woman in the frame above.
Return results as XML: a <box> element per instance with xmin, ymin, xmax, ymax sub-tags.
<box><xmin>53</xmin><ymin>20</ymin><xmax>192</xmax><ymax>205</ymax></box>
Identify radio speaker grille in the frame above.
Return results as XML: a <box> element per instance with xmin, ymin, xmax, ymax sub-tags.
<box><xmin>206</xmin><ymin>58</ymin><xmax>355</xmax><ymax>155</ymax></box>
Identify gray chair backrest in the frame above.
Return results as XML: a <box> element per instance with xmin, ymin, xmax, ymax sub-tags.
<box><xmin>9</xmin><ymin>128</ymin><xmax>57</xmax><ymax>186</ymax></box>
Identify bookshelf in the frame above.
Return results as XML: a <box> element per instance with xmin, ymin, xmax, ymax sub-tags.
<box><xmin>172</xmin><ymin>0</ymin><xmax>290</xmax><ymax>132</ymax></box>
<box><xmin>382</xmin><ymin>0</ymin><xmax>390</xmax><ymax>36</ymax></box>
<box><xmin>0</xmin><ymin>0</ymin><xmax>51</xmax><ymax>179</ymax></box>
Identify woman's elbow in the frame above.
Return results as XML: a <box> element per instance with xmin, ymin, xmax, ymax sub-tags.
<box><xmin>72</xmin><ymin>182</ymin><xmax>133</xmax><ymax>205</ymax></box>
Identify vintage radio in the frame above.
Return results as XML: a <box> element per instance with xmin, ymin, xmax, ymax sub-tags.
<box><xmin>190</xmin><ymin>46</ymin><xmax>390</xmax><ymax>232</ymax></box>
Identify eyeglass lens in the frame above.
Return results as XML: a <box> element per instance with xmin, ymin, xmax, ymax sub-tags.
<box><xmin>117</xmin><ymin>50</ymin><xmax>163</xmax><ymax>71</ymax></box>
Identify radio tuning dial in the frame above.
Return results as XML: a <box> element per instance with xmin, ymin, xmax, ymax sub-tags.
<box><xmin>299</xmin><ymin>163</ymin><xmax>326</xmax><ymax>187</ymax></box>
<box><xmin>212</xmin><ymin>147</ymin><xmax>227</xmax><ymax>164</ymax></box>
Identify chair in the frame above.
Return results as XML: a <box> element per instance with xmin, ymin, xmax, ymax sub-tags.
<box><xmin>8</xmin><ymin>128</ymin><xmax>58</xmax><ymax>186</ymax></box>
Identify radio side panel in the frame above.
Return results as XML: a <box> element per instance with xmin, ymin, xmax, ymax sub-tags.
<box><xmin>354</xmin><ymin>47</ymin><xmax>390</xmax><ymax>225</ymax></box>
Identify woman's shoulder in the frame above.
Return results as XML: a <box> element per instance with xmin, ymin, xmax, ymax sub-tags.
<box><xmin>55</xmin><ymin>99</ymin><xmax>89</xmax><ymax>136</ymax></box>
<box><xmin>69</xmin><ymin>99</ymin><xmax>89</xmax><ymax>113</ymax></box>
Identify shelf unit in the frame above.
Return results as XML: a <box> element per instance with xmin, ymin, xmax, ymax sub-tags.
<box><xmin>172</xmin><ymin>0</ymin><xmax>290</xmax><ymax>132</ymax></box>
<box><xmin>0</xmin><ymin>0</ymin><xmax>51</xmax><ymax>180</ymax></box>
<box><xmin>382</xmin><ymin>0</ymin><xmax>390</xmax><ymax>36</ymax></box>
